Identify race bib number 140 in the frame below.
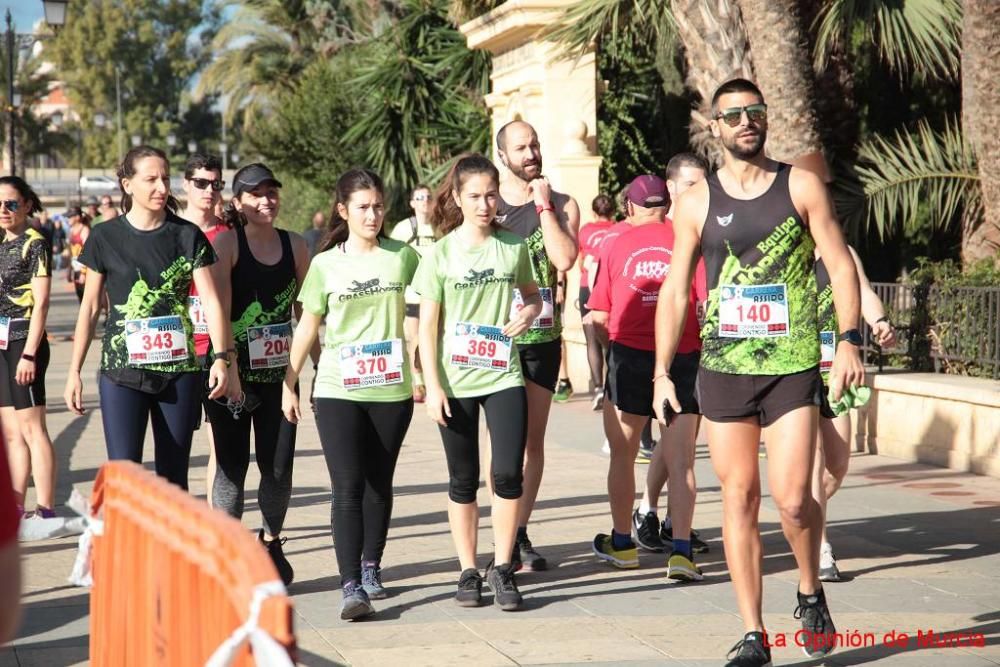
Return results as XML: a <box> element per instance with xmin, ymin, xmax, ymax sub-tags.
<box><xmin>820</xmin><ymin>330</ymin><xmax>836</xmax><ymax>373</ymax></box>
<box><xmin>450</xmin><ymin>322</ymin><xmax>512</xmax><ymax>372</ymax></box>
<box><xmin>719</xmin><ymin>283</ymin><xmax>790</xmax><ymax>338</ymax></box>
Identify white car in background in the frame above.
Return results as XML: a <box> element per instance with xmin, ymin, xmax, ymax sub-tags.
<box><xmin>79</xmin><ymin>175</ymin><xmax>118</xmax><ymax>193</ymax></box>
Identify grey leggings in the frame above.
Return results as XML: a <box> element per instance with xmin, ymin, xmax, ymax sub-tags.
<box><xmin>204</xmin><ymin>381</ymin><xmax>296</xmax><ymax>535</ymax></box>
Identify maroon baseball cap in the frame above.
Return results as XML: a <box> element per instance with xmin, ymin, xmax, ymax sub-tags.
<box><xmin>625</xmin><ymin>174</ymin><xmax>668</xmax><ymax>208</ymax></box>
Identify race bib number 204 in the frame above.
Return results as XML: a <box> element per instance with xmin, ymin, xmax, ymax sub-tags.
<box><xmin>718</xmin><ymin>283</ymin><xmax>790</xmax><ymax>338</ymax></box>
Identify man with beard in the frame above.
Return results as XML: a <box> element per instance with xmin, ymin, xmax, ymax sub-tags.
<box><xmin>488</xmin><ymin>120</ymin><xmax>580</xmax><ymax>571</ymax></box>
<box><xmin>652</xmin><ymin>79</ymin><xmax>864</xmax><ymax>667</ymax></box>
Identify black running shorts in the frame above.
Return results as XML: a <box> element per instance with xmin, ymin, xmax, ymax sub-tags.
<box><xmin>0</xmin><ymin>337</ymin><xmax>49</xmax><ymax>410</ymax></box>
<box><xmin>606</xmin><ymin>341</ymin><xmax>700</xmax><ymax>417</ymax></box>
<box><xmin>518</xmin><ymin>338</ymin><xmax>562</xmax><ymax>392</ymax></box>
<box><xmin>696</xmin><ymin>365</ymin><xmax>822</xmax><ymax>427</ymax></box>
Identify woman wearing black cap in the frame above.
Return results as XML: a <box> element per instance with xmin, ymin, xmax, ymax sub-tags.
<box><xmin>207</xmin><ymin>163</ymin><xmax>314</xmax><ymax>585</ymax></box>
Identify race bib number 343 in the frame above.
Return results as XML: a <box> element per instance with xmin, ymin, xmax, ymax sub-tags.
<box><xmin>450</xmin><ymin>322</ymin><xmax>512</xmax><ymax>372</ymax></box>
<box><xmin>339</xmin><ymin>338</ymin><xmax>404</xmax><ymax>389</ymax></box>
<box><xmin>248</xmin><ymin>322</ymin><xmax>292</xmax><ymax>369</ymax></box>
<box><xmin>719</xmin><ymin>283</ymin><xmax>790</xmax><ymax>338</ymax></box>
<box><xmin>125</xmin><ymin>316</ymin><xmax>189</xmax><ymax>365</ymax></box>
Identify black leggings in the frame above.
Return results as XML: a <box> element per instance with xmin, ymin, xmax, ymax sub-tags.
<box><xmin>315</xmin><ymin>398</ymin><xmax>413</xmax><ymax>584</ymax></box>
<box><xmin>439</xmin><ymin>386</ymin><xmax>527</xmax><ymax>503</ymax></box>
<box><xmin>205</xmin><ymin>381</ymin><xmax>296</xmax><ymax>535</ymax></box>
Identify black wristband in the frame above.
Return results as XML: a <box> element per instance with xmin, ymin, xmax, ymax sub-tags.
<box><xmin>875</xmin><ymin>316</ymin><xmax>890</xmax><ymax>325</ymax></box>
<box><xmin>20</xmin><ymin>353</ymin><xmax>35</xmax><ymax>362</ymax></box>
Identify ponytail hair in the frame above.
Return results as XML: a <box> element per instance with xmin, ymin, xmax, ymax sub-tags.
<box><xmin>318</xmin><ymin>168</ymin><xmax>385</xmax><ymax>253</ymax></box>
<box><xmin>432</xmin><ymin>153</ymin><xmax>500</xmax><ymax>237</ymax></box>
<box><xmin>117</xmin><ymin>145</ymin><xmax>179</xmax><ymax>214</ymax></box>
<box><xmin>0</xmin><ymin>176</ymin><xmax>43</xmax><ymax>216</ymax></box>
<box><xmin>221</xmin><ymin>199</ymin><xmax>243</xmax><ymax>228</ymax></box>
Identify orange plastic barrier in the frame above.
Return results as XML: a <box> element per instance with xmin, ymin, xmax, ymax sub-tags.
<box><xmin>88</xmin><ymin>461</ymin><xmax>297</xmax><ymax>666</ymax></box>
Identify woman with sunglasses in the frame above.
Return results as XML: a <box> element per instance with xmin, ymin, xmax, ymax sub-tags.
<box><xmin>208</xmin><ymin>163</ymin><xmax>313</xmax><ymax>586</ymax></box>
<box><xmin>415</xmin><ymin>154</ymin><xmax>541</xmax><ymax>611</ymax></box>
<box><xmin>0</xmin><ymin>177</ymin><xmax>57</xmax><ymax>518</ymax></box>
<box><xmin>181</xmin><ymin>153</ymin><xmax>228</xmax><ymax>505</ymax></box>
<box><xmin>63</xmin><ymin>145</ymin><xmax>235</xmax><ymax>490</ymax></box>
<box><xmin>283</xmin><ymin>169</ymin><xmax>419</xmax><ymax>620</ymax></box>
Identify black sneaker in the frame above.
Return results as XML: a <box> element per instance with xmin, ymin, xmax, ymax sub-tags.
<box><xmin>485</xmin><ymin>561</ymin><xmax>523</xmax><ymax>611</ymax></box>
<box><xmin>361</xmin><ymin>562</ymin><xmax>387</xmax><ymax>599</ymax></box>
<box><xmin>660</xmin><ymin>522</ymin><xmax>710</xmax><ymax>553</ymax></box>
<box><xmin>632</xmin><ymin>509</ymin><xmax>665</xmax><ymax>552</ymax></box>
<box><xmin>259</xmin><ymin>530</ymin><xmax>294</xmax><ymax>586</ymax></box>
<box><xmin>455</xmin><ymin>568</ymin><xmax>483</xmax><ymax>607</ymax></box>
<box><xmin>794</xmin><ymin>587</ymin><xmax>836</xmax><ymax>658</ymax></box>
<box><xmin>725</xmin><ymin>631</ymin><xmax>772</xmax><ymax>666</ymax></box>
<box><xmin>516</xmin><ymin>533</ymin><xmax>548</xmax><ymax>571</ymax></box>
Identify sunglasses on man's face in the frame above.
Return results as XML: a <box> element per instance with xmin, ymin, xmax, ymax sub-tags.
<box><xmin>716</xmin><ymin>103</ymin><xmax>768</xmax><ymax>127</ymax></box>
<box><xmin>412</xmin><ymin>194</ymin><xmax>430</xmax><ymax>202</ymax></box>
<box><xmin>189</xmin><ymin>177</ymin><xmax>226</xmax><ymax>192</ymax></box>
<box><xmin>0</xmin><ymin>200</ymin><xmax>20</xmax><ymax>213</ymax></box>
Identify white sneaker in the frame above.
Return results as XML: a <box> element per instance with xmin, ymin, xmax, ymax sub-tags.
<box><xmin>601</xmin><ymin>439</ymin><xmax>610</xmax><ymax>455</ymax></box>
<box><xmin>591</xmin><ymin>389</ymin><xmax>604</xmax><ymax>411</ymax></box>
<box><xmin>819</xmin><ymin>542</ymin><xmax>842</xmax><ymax>582</ymax></box>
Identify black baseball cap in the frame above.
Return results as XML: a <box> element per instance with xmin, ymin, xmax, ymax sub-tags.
<box><xmin>232</xmin><ymin>163</ymin><xmax>283</xmax><ymax>197</ymax></box>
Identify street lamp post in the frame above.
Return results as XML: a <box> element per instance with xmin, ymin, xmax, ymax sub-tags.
<box><xmin>6</xmin><ymin>10</ymin><xmax>15</xmax><ymax>176</ymax></box>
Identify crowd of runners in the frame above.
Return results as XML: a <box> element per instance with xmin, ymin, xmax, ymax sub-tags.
<box><xmin>0</xmin><ymin>77</ymin><xmax>899</xmax><ymax>666</ymax></box>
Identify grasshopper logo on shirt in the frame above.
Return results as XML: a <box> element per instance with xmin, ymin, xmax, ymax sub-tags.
<box><xmin>338</xmin><ymin>277</ymin><xmax>403</xmax><ymax>302</ymax></box>
<box><xmin>455</xmin><ymin>267</ymin><xmax>513</xmax><ymax>290</ymax></box>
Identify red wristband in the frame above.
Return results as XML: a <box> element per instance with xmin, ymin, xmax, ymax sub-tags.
<box><xmin>535</xmin><ymin>203</ymin><xmax>555</xmax><ymax>214</ymax></box>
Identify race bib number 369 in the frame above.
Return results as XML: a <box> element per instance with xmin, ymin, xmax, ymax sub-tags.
<box><xmin>339</xmin><ymin>338</ymin><xmax>404</xmax><ymax>390</ymax></box>
<box><xmin>248</xmin><ymin>322</ymin><xmax>292</xmax><ymax>369</ymax></box>
<box><xmin>125</xmin><ymin>316</ymin><xmax>189</xmax><ymax>365</ymax></box>
<box><xmin>718</xmin><ymin>283</ymin><xmax>790</xmax><ymax>338</ymax></box>
<box><xmin>450</xmin><ymin>322</ymin><xmax>512</xmax><ymax>372</ymax></box>
<box><xmin>510</xmin><ymin>287</ymin><xmax>554</xmax><ymax>330</ymax></box>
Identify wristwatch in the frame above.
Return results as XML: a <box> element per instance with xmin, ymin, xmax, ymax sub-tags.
<box><xmin>838</xmin><ymin>329</ymin><xmax>864</xmax><ymax>346</ymax></box>
<box><xmin>212</xmin><ymin>349</ymin><xmax>235</xmax><ymax>367</ymax></box>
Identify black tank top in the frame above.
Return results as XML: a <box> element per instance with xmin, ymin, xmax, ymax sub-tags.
<box><xmin>700</xmin><ymin>163</ymin><xmax>819</xmax><ymax>375</ymax></box>
<box><xmin>230</xmin><ymin>225</ymin><xmax>298</xmax><ymax>382</ymax></box>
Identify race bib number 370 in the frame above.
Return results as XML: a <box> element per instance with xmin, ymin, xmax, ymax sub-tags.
<box><xmin>510</xmin><ymin>288</ymin><xmax>554</xmax><ymax>330</ymax></box>
<box><xmin>248</xmin><ymin>322</ymin><xmax>292</xmax><ymax>369</ymax></box>
<box><xmin>450</xmin><ymin>322</ymin><xmax>512</xmax><ymax>372</ymax></box>
<box><xmin>339</xmin><ymin>338</ymin><xmax>404</xmax><ymax>390</ymax></box>
<box><xmin>125</xmin><ymin>316</ymin><xmax>189</xmax><ymax>365</ymax></box>
<box><xmin>718</xmin><ymin>283</ymin><xmax>790</xmax><ymax>338</ymax></box>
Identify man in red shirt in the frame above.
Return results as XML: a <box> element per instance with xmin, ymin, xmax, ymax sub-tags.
<box><xmin>576</xmin><ymin>195</ymin><xmax>616</xmax><ymax>409</ymax></box>
<box><xmin>0</xmin><ymin>429</ymin><xmax>23</xmax><ymax>642</ymax></box>
<box><xmin>587</xmin><ymin>175</ymin><xmax>705</xmax><ymax>579</ymax></box>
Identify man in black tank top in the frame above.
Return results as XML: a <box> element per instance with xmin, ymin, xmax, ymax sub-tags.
<box><xmin>651</xmin><ymin>79</ymin><xmax>865</xmax><ymax>667</ymax></box>
<box><xmin>485</xmin><ymin>120</ymin><xmax>580</xmax><ymax>571</ymax></box>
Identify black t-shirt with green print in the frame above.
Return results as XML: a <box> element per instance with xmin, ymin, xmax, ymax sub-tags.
<box><xmin>79</xmin><ymin>213</ymin><xmax>216</xmax><ymax>373</ymax></box>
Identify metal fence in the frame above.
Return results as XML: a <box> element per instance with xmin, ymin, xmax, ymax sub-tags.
<box><xmin>867</xmin><ymin>282</ymin><xmax>1000</xmax><ymax>379</ymax></box>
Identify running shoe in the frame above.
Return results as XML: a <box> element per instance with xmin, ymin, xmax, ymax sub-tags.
<box><xmin>591</xmin><ymin>389</ymin><xmax>604</xmax><ymax>411</ymax></box>
<box><xmin>485</xmin><ymin>561</ymin><xmax>523</xmax><ymax>611</ymax></box>
<box><xmin>794</xmin><ymin>587</ymin><xmax>836</xmax><ymax>658</ymax></box>
<box><xmin>516</xmin><ymin>533</ymin><xmax>548</xmax><ymax>571</ymax></box>
<box><xmin>725</xmin><ymin>631</ymin><xmax>772</xmax><ymax>667</ymax></box>
<box><xmin>819</xmin><ymin>542</ymin><xmax>843</xmax><ymax>582</ymax></box>
<box><xmin>340</xmin><ymin>580</ymin><xmax>375</xmax><ymax>620</ymax></box>
<box><xmin>635</xmin><ymin>444</ymin><xmax>654</xmax><ymax>464</ymax></box>
<box><xmin>591</xmin><ymin>533</ymin><xmax>639</xmax><ymax>569</ymax></box>
<box><xmin>259</xmin><ymin>530</ymin><xmax>294</xmax><ymax>586</ymax></box>
<box><xmin>632</xmin><ymin>509</ymin><xmax>666</xmax><ymax>552</ymax></box>
<box><xmin>660</xmin><ymin>522</ymin><xmax>710</xmax><ymax>553</ymax></box>
<box><xmin>455</xmin><ymin>568</ymin><xmax>483</xmax><ymax>607</ymax></box>
<box><xmin>553</xmin><ymin>379</ymin><xmax>573</xmax><ymax>403</ymax></box>
<box><xmin>666</xmin><ymin>550</ymin><xmax>704</xmax><ymax>582</ymax></box>
<box><xmin>361</xmin><ymin>562</ymin><xmax>387</xmax><ymax>599</ymax></box>
<box><xmin>600</xmin><ymin>439</ymin><xmax>610</xmax><ymax>455</ymax></box>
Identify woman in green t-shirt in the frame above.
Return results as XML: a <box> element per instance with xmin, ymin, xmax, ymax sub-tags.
<box><xmin>412</xmin><ymin>154</ymin><xmax>541</xmax><ymax>611</ymax></box>
<box><xmin>282</xmin><ymin>169</ymin><xmax>419</xmax><ymax>621</ymax></box>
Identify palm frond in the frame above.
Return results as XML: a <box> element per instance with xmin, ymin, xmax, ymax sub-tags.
<box><xmin>546</xmin><ymin>0</ymin><xmax>674</xmax><ymax>63</ymax></box>
<box><xmin>813</xmin><ymin>0</ymin><xmax>960</xmax><ymax>80</ymax></box>
<box><xmin>855</xmin><ymin>117</ymin><xmax>980</xmax><ymax>239</ymax></box>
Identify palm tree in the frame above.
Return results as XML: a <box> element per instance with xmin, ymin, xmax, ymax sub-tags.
<box><xmin>1</xmin><ymin>38</ymin><xmax>60</xmax><ymax>174</ymax></box>
<box><xmin>960</xmin><ymin>0</ymin><xmax>1000</xmax><ymax>263</ymax></box>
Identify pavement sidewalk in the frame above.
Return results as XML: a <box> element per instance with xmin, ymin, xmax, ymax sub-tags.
<box><xmin>4</xmin><ymin>288</ymin><xmax>1000</xmax><ymax>666</ymax></box>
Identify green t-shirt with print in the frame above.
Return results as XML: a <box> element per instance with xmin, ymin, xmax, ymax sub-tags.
<box><xmin>298</xmin><ymin>238</ymin><xmax>420</xmax><ymax>401</ymax></box>
<box><xmin>412</xmin><ymin>229</ymin><xmax>534</xmax><ymax>398</ymax></box>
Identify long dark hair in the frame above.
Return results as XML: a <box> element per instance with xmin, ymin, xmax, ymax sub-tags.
<box><xmin>318</xmin><ymin>169</ymin><xmax>385</xmax><ymax>253</ymax></box>
<box><xmin>0</xmin><ymin>176</ymin><xmax>43</xmax><ymax>216</ymax></box>
<box><xmin>432</xmin><ymin>154</ymin><xmax>501</xmax><ymax>236</ymax></box>
<box><xmin>117</xmin><ymin>145</ymin><xmax>179</xmax><ymax>214</ymax></box>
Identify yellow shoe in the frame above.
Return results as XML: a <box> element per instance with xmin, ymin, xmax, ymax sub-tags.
<box><xmin>592</xmin><ymin>533</ymin><xmax>639</xmax><ymax>569</ymax></box>
<box><xmin>667</xmin><ymin>550</ymin><xmax>704</xmax><ymax>582</ymax></box>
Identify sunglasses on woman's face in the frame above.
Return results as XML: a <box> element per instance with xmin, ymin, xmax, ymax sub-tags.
<box><xmin>189</xmin><ymin>178</ymin><xmax>226</xmax><ymax>192</ymax></box>
<box><xmin>716</xmin><ymin>103</ymin><xmax>768</xmax><ymax>127</ymax></box>
<box><xmin>0</xmin><ymin>200</ymin><xmax>20</xmax><ymax>213</ymax></box>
